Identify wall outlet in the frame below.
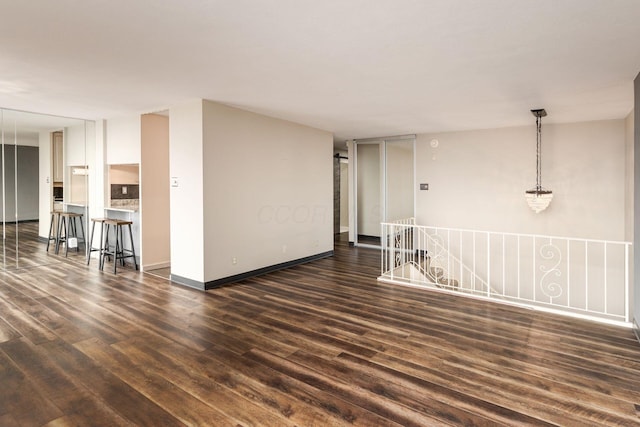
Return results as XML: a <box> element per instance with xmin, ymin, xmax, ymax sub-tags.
<box><xmin>122</xmin><ymin>186</ymin><xmax>127</xmax><ymax>194</ymax></box>
<box><xmin>282</xmin><ymin>245</ymin><xmax>287</xmax><ymax>254</ymax></box>
<box><xmin>232</xmin><ymin>257</ymin><xmax>237</xmax><ymax>265</ymax></box>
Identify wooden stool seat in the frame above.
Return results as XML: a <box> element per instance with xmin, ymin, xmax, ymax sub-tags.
<box><xmin>104</xmin><ymin>219</ymin><xmax>132</xmax><ymax>226</ymax></box>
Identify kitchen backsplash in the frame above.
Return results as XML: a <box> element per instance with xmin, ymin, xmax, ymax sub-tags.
<box><xmin>110</xmin><ymin>184</ymin><xmax>139</xmax><ymax>210</ymax></box>
<box><xmin>111</xmin><ymin>184</ymin><xmax>139</xmax><ymax>199</ymax></box>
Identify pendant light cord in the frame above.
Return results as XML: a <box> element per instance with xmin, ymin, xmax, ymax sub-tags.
<box><xmin>536</xmin><ymin>115</ymin><xmax>542</xmax><ymax>191</ymax></box>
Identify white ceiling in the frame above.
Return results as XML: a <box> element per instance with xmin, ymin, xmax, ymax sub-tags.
<box><xmin>1</xmin><ymin>0</ymin><xmax>640</xmax><ymax>145</ymax></box>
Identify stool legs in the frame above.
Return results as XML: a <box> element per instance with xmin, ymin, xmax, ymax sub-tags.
<box><xmin>65</xmin><ymin>216</ymin><xmax>71</xmax><ymax>257</ymax></box>
<box><xmin>99</xmin><ymin>221</ymin><xmax>137</xmax><ymax>274</ymax></box>
<box><xmin>56</xmin><ymin>215</ymin><xmax>66</xmax><ymax>255</ymax></box>
<box><xmin>127</xmin><ymin>223</ymin><xmax>138</xmax><ymax>271</ymax></box>
<box><xmin>118</xmin><ymin>226</ymin><xmax>125</xmax><ymax>267</ymax></box>
<box><xmin>98</xmin><ymin>221</ymin><xmax>105</xmax><ymax>269</ymax></box>
<box><xmin>113</xmin><ymin>225</ymin><xmax>119</xmax><ymax>274</ymax></box>
<box><xmin>101</xmin><ymin>223</ymin><xmax>110</xmax><ymax>270</ymax></box>
<box><xmin>87</xmin><ymin>220</ymin><xmax>103</xmax><ymax>266</ymax></box>
<box><xmin>46</xmin><ymin>213</ymin><xmax>57</xmax><ymax>252</ymax></box>
<box><xmin>78</xmin><ymin>218</ymin><xmax>85</xmax><ymax>252</ymax></box>
<box><xmin>87</xmin><ymin>220</ymin><xmax>95</xmax><ymax>265</ymax></box>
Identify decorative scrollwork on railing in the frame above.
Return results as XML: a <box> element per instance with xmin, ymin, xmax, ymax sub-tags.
<box><xmin>393</xmin><ymin>228</ymin><xmax>406</xmax><ymax>268</ymax></box>
<box><xmin>426</xmin><ymin>233</ymin><xmax>447</xmax><ymax>280</ymax></box>
<box><xmin>394</xmin><ymin>232</ymin><xmax>402</xmax><ymax>249</ymax></box>
<box><xmin>539</xmin><ymin>242</ymin><xmax>563</xmax><ymax>299</ymax></box>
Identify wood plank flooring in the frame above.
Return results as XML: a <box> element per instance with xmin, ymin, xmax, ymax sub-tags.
<box><xmin>0</xmin><ymin>232</ymin><xmax>639</xmax><ymax>425</ymax></box>
<box><xmin>0</xmin><ymin>221</ymin><xmax>59</xmax><ymax>271</ymax></box>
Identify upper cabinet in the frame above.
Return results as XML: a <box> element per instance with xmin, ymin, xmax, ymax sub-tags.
<box><xmin>52</xmin><ymin>131</ymin><xmax>63</xmax><ymax>183</ymax></box>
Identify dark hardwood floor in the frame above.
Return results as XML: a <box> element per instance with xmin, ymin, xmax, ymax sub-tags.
<box><xmin>0</xmin><ymin>231</ymin><xmax>639</xmax><ymax>425</ymax></box>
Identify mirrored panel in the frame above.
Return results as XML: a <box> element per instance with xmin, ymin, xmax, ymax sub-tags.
<box><xmin>353</xmin><ymin>136</ymin><xmax>415</xmax><ymax>247</ymax></box>
<box><xmin>0</xmin><ymin>108</ymin><xmax>93</xmax><ymax>270</ymax></box>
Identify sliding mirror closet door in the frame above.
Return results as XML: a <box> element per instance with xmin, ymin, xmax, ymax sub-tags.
<box><xmin>353</xmin><ymin>136</ymin><xmax>415</xmax><ymax>248</ymax></box>
<box><xmin>0</xmin><ymin>109</ymin><xmax>18</xmax><ymax>269</ymax></box>
<box><xmin>385</xmin><ymin>138</ymin><xmax>414</xmax><ymax>222</ymax></box>
<box><xmin>0</xmin><ymin>108</ymin><xmax>91</xmax><ymax>270</ymax></box>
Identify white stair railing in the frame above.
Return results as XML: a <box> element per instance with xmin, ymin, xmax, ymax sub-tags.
<box><xmin>415</xmin><ymin>226</ymin><xmax>499</xmax><ymax>296</ymax></box>
<box><xmin>380</xmin><ymin>219</ymin><xmax>632</xmax><ymax>325</ymax></box>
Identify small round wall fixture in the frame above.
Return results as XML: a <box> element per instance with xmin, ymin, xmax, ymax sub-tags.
<box><xmin>525</xmin><ymin>109</ymin><xmax>553</xmax><ymax>213</ymax></box>
<box><xmin>430</xmin><ymin>138</ymin><xmax>439</xmax><ymax>148</ymax></box>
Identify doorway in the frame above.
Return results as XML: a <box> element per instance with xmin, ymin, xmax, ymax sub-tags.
<box><xmin>140</xmin><ymin>112</ymin><xmax>171</xmax><ymax>279</ymax></box>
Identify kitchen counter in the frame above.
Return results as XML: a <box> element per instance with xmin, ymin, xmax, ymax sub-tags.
<box><xmin>105</xmin><ymin>207</ymin><xmax>138</xmax><ymax>213</ymax></box>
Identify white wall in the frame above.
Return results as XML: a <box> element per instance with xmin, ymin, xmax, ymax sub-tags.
<box><xmin>625</xmin><ymin>110</ymin><xmax>634</xmax><ymax>242</ymax></box>
<box><xmin>38</xmin><ymin>131</ymin><xmax>51</xmax><ymax>237</ymax></box>
<box><xmin>386</xmin><ymin>140</ymin><xmax>414</xmax><ymax>221</ymax></box>
<box><xmin>106</xmin><ymin>116</ymin><xmax>141</xmax><ymax>164</ymax></box>
<box><xmin>141</xmin><ymin>113</ymin><xmax>170</xmax><ymax>270</ymax></box>
<box><xmin>91</xmin><ymin>120</ymin><xmax>106</xmax><ymax>220</ymax></box>
<box><xmin>8</xmin><ymin>133</ymin><xmax>39</xmax><ymax>147</ymax></box>
<box><xmin>169</xmin><ymin>100</ymin><xmax>205</xmax><ymax>284</ymax></box>
<box><xmin>201</xmin><ymin>100</ymin><xmax>333</xmax><ymax>283</ymax></box>
<box><xmin>65</xmin><ymin>123</ymin><xmax>87</xmax><ymax>166</ymax></box>
<box><xmin>625</xmin><ymin>110</ymin><xmax>635</xmax><ymax>327</ymax></box>
<box><xmin>416</xmin><ymin>120</ymin><xmax>627</xmax><ymax>241</ymax></box>
<box><xmin>633</xmin><ymin>71</ymin><xmax>640</xmax><ymax>333</ymax></box>
<box><xmin>64</xmin><ymin>123</ymin><xmax>89</xmax><ymax>205</ymax></box>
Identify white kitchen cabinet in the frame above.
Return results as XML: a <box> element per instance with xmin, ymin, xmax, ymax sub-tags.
<box><xmin>52</xmin><ymin>131</ymin><xmax>64</xmax><ymax>183</ymax></box>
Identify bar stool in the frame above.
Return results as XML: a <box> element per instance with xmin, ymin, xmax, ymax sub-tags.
<box><xmin>57</xmin><ymin>212</ymin><xmax>85</xmax><ymax>257</ymax></box>
<box><xmin>101</xmin><ymin>219</ymin><xmax>138</xmax><ymax>273</ymax></box>
<box><xmin>46</xmin><ymin>211</ymin><xmax>62</xmax><ymax>252</ymax></box>
<box><xmin>87</xmin><ymin>218</ymin><xmax>108</xmax><ymax>268</ymax></box>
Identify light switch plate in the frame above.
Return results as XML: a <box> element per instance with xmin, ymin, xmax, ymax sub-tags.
<box><xmin>171</xmin><ymin>177</ymin><xmax>179</xmax><ymax>187</ymax></box>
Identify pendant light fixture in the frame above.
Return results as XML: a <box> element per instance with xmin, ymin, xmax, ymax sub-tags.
<box><xmin>525</xmin><ymin>108</ymin><xmax>553</xmax><ymax>213</ymax></box>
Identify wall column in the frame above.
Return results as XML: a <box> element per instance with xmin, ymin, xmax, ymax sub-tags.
<box><xmin>633</xmin><ymin>71</ymin><xmax>640</xmax><ymax>338</ymax></box>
